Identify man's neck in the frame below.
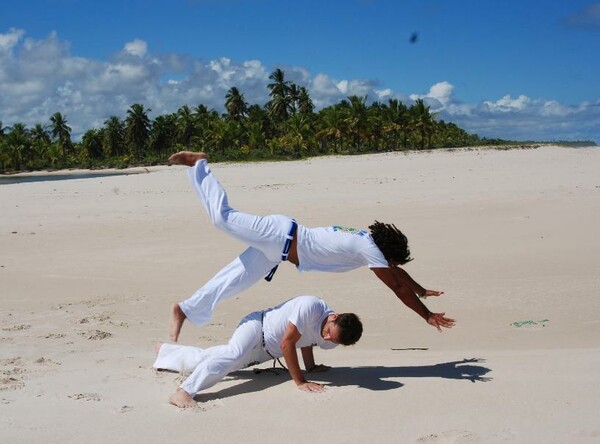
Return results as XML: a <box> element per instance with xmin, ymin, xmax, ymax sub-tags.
<box><xmin>321</xmin><ymin>315</ymin><xmax>331</xmax><ymax>338</ymax></box>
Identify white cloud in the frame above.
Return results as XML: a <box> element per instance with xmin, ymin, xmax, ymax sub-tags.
<box><xmin>483</xmin><ymin>94</ymin><xmax>531</xmax><ymax>112</ymax></box>
<box><xmin>0</xmin><ymin>27</ymin><xmax>24</xmax><ymax>53</ymax></box>
<box><xmin>0</xmin><ymin>29</ymin><xmax>597</xmax><ymax>143</ymax></box>
<box><xmin>123</xmin><ymin>39</ymin><xmax>148</xmax><ymax>57</ymax></box>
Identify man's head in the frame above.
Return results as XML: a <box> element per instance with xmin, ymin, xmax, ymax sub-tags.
<box><xmin>324</xmin><ymin>313</ymin><xmax>363</xmax><ymax>345</ymax></box>
<box><xmin>369</xmin><ymin>220</ymin><xmax>413</xmax><ymax>265</ymax></box>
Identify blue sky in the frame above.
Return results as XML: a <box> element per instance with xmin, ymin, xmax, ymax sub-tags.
<box><xmin>1</xmin><ymin>0</ymin><xmax>599</xmax><ymax>143</ymax></box>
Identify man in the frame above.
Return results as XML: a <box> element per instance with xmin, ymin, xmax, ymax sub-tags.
<box><xmin>154</xmin><ymin>295</ymin><xmax>362</xmax><ymax>408</ymax></box>
<box><xmin>168</xmin><ymin>151</ymin><xmax>455</xmax><ymax>342</ymax></box>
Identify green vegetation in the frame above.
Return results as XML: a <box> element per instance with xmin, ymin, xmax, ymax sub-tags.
<box><xmin>0</xmin><ymin>69</ymin><xmax>549</xmax><ymax>174</ymax></box>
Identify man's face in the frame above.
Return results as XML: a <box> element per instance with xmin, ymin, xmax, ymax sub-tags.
<box><xmin>327</xmin><ymin>323</ymin><xmax>342</xmax><ymax>344</ymax></box>
<box><xmin>323</xmin><ymin>315</ymin><xmax>342</xmax><ymax>344</ymax></box>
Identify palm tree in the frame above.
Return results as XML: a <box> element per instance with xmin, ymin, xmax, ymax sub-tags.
<box><xmin>288</xmin><ymin>83</ymin><xmax>300</xmax><ymax>115</ymax></box>
<box><xmin>30</xmin><ymin>124</ymin><xmax>51</xmax><ymax>145</ymax></box>
<box><xmin>29</xmin><ymin>123</ymin><xmax>51</xmax><ymax>166</ymax></box>
<box><xmin>286</xmin><ymin>113</ymin><xmax>313</xmax><ymax>154</ymax></box>
<box><xmin>344</xmin><ymin>95</ymin><xmax>369</xmax><ymax>151</ymax></box>
<box><xmin>103</xmin><ymin>116</ymin><xmax>125</xmax><ymax>157</ymax></box>
<box><xmin>382</xmin><ymin>99</ymin><xmax>411</xmax><ymax>150</ymax></box>
<box><xmin>317</xmin><ymin>106</ymin><xmax>347</xmax><ymax>153</ymax></box>
<box><xmin>125</xmin><ymin>104</ymin><xmax>151</xmax><ymax>159</ymax></box>
<box><xmin>150</xmin><ymin>114</ymin><xmax>177</xmax><ymax>155</ymax></box>
<box><xmin>297</xmin><ymin>87</ymin><xmax>314</xmax><ymax>115</ymax></box>
<box><xmin>206</xmin><ymin>118</ymin><xmax>238</xmax><ymax>156</ymax></box>
<box><xmin>225</xmin><ymin>87</ymin><xmax>248</xmax><ymax>122</ymax></box>
<box><xmin>5</xmin><ymin>123</ymin><xmax>29</xmax><ymax>171</ymax></box>
<box><xmin>410</xmin><ymin>99</ymin><xmax>435</xmax><ymax>149</ymax></box>
<box><xmin>176</xmin><ymin>105</ymin><xmax>196</xmax><ymax>147</ymax></box>
<box><xmin>81</xmin><ymin>128</ymin><xmax>104</xmax><ymax>159</ymax></box>
<box><xmin>49</xmin><ymin>112</ymin><xmax>72</xmax><ymax>160</ymax></box>
<box><xmin>267</xmin><ymin>68</ymin><xmax>291</xmax><ymax>122</ymax></box>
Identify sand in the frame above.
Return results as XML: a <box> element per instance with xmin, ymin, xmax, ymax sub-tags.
<box><xmin>1</xmin><ymin>145</ymin><xmax>599</xmax><ymax>443</ymax></box>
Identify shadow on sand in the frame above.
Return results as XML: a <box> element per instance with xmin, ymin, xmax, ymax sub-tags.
<box><xmin>196</xmin><ymin>358</ymin><xmax>491</xmax><ymax>402</ymax></box>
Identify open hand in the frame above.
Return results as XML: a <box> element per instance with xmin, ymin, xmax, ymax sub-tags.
<box><xmin>427</xmin><ymin>312</ymin><xmax>456</xmax><ymax>332</ymax></box>
<box><xmin>298</xmin><ymin>382</ymin><xmax>326</xmax><ymax>393</ymax></box>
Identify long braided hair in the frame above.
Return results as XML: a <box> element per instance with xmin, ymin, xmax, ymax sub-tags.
<box><xmin>368</xmin><ymin>220</ymin><xmax>413</xmax><ymax>264</ymax></box>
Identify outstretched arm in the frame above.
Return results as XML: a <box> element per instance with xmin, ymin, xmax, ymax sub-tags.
<box><xmin>391</xmin><ymin>265</ymin><xmax>444</xmax><ymax>298</ymax></box>
<box><xmin>371</xmin><ymin>267</ymin><xmax>455</xmax><ymax>331</ymax></box>
<box><xmin>280</xmin><ymin>323</ymin><xmax>325</xmax><ymax>392</ymax></box>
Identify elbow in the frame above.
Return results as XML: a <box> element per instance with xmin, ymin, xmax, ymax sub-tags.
<box><xmin>390</xmin><ymin>281</ymin><xmax>406</xmax><ymax>294</ymax></box>
<box><xmin>280</xmin><ymin>340</ymin><xmax>293</xmax><ymax>353</ymax></box>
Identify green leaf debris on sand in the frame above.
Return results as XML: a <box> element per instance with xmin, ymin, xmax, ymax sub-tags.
<box><xmin>511</xmin><ymin>319</ymin><xmax>550</xmax><ymax>328</ymax></box>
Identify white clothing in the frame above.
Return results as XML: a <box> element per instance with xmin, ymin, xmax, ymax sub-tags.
<box><xmin>154</xmin><ymin>296</ymin><xmax>337</xmax><ymax>396</ymax></box>
<box><xmin>188</xmin><ymin>159</ymin><xmax>292</xmax><ymax>262</ymax></box>
<box><xmin>295</xmin><ymin>225</ymin><xmax>388</xmax><ymax>272</ymax></box>
<box><xmin>179</xmin><ymin>159</ymin><xmax>388</xmax><ymax>326</ymax></box>
<box><xmin>179</xmin><ymin>160</ymin><xmax>294</xmax><ymax>325</ymax></box>
<box><xmin>262</xmin><ymin>295</ymin><xmax>336</xmax><ymax>356</ymax></box>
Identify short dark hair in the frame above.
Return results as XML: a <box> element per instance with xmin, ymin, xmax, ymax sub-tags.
<box><xmin>369</xmin><ymin>220</ymin><xmax>413</xmax><ymax>265</ymax></box>
<box><xmin>334</xmin><ymin>313</ymin><xmax>363</xmax><ymax>345</ymax></box>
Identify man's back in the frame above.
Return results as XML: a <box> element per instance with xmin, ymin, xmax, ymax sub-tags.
<box><xmin>262</xmin><ymin>295</ymin><xmax>337</xmax><ymax>356</ymax></box>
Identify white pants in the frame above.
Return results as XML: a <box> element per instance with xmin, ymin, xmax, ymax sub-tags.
<box><xmin>179</xmin><ymin>160</ymin><xmax>294</xmax><ymax>325</ymax></box>
<box><xmin>153</xmin><ymin>311</ymin><xmax>273</xmax><ymax>395</ymax></box>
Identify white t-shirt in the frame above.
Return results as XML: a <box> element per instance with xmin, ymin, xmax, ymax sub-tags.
<box><xmin>295</xmin><ymin>224</ymin><xmax>389</xmax><ymax>272</ymax></box>
<box><xmin>262</xmin><ymin>295</ymin><xmax>337</xmax><ymax>357</ymax></box>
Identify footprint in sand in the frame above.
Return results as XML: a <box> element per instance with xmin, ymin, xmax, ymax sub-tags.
<box><xmin>417</xmin><ymin>430</ymin><xmax>479</xmax><ymax>443</ymax></box>
<box><xmin>68</xmin><ymin>393</ymin><xmax>102</xmax><ymax>402</ymax></box>
<box><xmin>79</xmin><ymin>330</ymin><xmax>113</xmax><ymax>340</ymax></box>
<box><xmin>43</xmin><ymin>333</ymin><xmax>66</xmax><ymax>339</ymax></box>
<box><xmin>34</xmin><ymin>357</ymin><xmax>61</xmax><ymax>366</ymax></box>
<box><xmin>2</xmin><ymin>324</ymin><xmax>32</xmax><ymax>332</ymax></box>
<box><xmin>0</xmin><ymin>358</ymin><xmax>27</xmax><ymax>391</ymax></box>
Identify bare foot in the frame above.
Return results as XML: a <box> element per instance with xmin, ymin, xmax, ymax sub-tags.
<box><xmin>168</xmin><ymin>151</ymin><xmax>208</xmax><ymax>167</ymax></box>
<box><xmin>169</xmin><ymin>388</ymin><xmax>198</xmax><ymax>409</ymax></box>
<box><xmin>170</xmin><ymin>303</ymin><xmax>186</xmax><ymax>342</ymax></box>
<box><xmin>154</xmin><ymin>342</ymin><xmax>163</xmax><ymax>355</ymax></box>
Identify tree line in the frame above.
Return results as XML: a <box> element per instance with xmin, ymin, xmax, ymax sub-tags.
<box><xmin>0</xmin><ymin>68</ymin><xmax>509</xmax><ymax>173</ymax></box>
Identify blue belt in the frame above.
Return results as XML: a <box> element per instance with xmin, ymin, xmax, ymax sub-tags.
<box><xmin>264</xmin><ymin>219</ymin><xmax>297</xmax><ymax>282</ymax></box>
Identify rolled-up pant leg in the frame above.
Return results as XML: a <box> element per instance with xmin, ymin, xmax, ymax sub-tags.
<box><xmin>179</xmin><ymin>247</ymin><xmax>278</xmax><ymax>326</ymax></box>
<box><xmin>154</xmin><ymin>313</ymin><xmax>270</xmax><ymax>396</ymax></box>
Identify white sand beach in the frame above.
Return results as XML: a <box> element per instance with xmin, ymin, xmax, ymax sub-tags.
<box><xmin>1</xmin><ymin>145</ymin><xmax>599</xmax><ymax>443</ymax></box>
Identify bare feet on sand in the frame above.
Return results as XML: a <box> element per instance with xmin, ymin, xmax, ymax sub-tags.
<box><xmin>170</xmin><ymin>303</ymin><xmax>186</xmax><ymax>342</ymax></box>
<box><xmin>168</xmin><ymin>151</ymin><xmax>208</xmax><ymax>167</ymax></box>
<box><xmin>169</xmin><ymin>388</ymin><xmax>198</xmax><ymax>409</ymax></box>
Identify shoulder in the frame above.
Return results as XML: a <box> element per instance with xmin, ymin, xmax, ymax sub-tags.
<box><xmin>292</xmin><ymin>295</ymin><xmax>329</xmax><ymax>314</ymax></box>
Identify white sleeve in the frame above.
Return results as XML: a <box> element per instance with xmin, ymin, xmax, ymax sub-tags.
<box><xmin>362</xmin><ymin>242</ymin><xmax>389</xmax><ymax>268</ymax></box>
<box><xmin>287</xmin><ymin>296</ymin><xmax>323</xmax><ymax>335</ymax></box>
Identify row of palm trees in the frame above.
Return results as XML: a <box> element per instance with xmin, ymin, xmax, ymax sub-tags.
<box><xmin>0</xmin><ymin>69</ymin><xmax>499</xmax><ymax>173</ymax></box>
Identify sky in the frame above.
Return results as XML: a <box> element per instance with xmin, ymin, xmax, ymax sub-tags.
<box><xmin>1</xmin><ymin>0</ymin><xmax>599</xmax><ymax>143</ymax></box>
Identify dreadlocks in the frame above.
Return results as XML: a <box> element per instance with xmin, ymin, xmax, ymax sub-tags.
<box><xmin>368</xmin><ymin>220</ymin><xmax>413</xmax><ymax>265</ymax></box>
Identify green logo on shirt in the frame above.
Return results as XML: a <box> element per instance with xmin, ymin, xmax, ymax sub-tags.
<box><xmin>333</xmin><ymin>226</ymin><xmax>367</xmax><ymax>236</ymax></box>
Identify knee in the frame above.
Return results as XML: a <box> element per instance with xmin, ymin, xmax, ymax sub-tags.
<box><xmin>225</xmin><ymin>343</ymin><xmax>246</xmax><ymax>362</ymax></box>
<box><xmin>209</xmin><ymin>205</ymin><xmax>233</xmax><ymax>231</ymax></box>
